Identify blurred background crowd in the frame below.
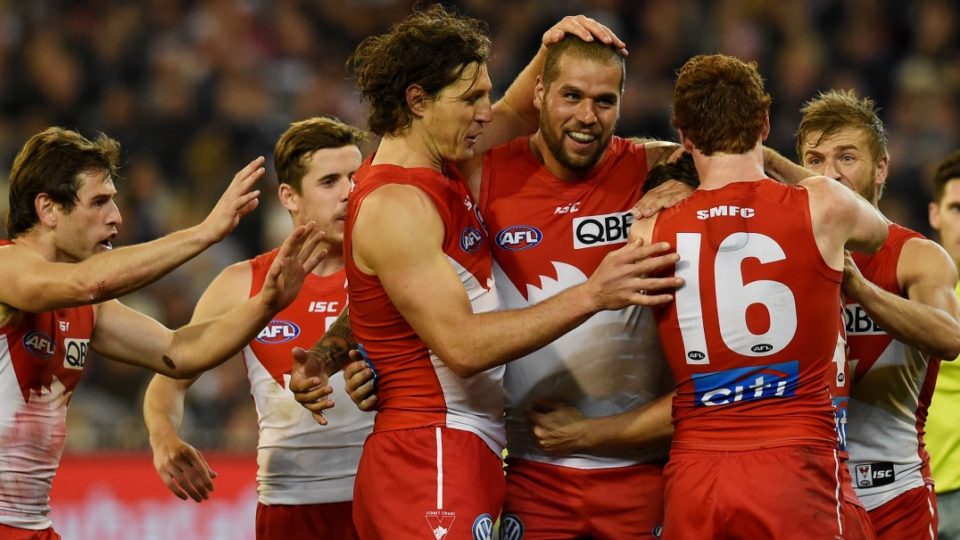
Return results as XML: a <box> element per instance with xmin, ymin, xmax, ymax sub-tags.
<box><xmin>0</xmin><ymin>0</ymin><xmax>957</xmax><ymax>453</ymax></box>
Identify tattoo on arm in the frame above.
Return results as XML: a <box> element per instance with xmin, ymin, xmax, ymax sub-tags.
<box><xmin>309</xmin><ymin>307</ymin><xmax>356</xmax><ymax>376</ymax></box>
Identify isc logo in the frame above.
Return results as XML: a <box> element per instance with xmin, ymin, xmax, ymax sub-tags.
<box><xmin>63</xmin><ymin>338</ymin><xmax>89</xmax><ymax>370</ymax></box>
<box><xmin>843</xmin><ymin>303</ymin><xmax>885</xmax><ymax>335</ymax></box>
<box><xmin>257</xmin><ymin>320</ymin><xmax>301</xmax><ymax>344</ymax></box>
<box><xmin>308</xmin><ymin>301</ymin><xmax>339</xmax><ymax>313</ymax></box>
<box><xmin>460</xmin><ymin>227</ymin><xmax>484</xmax><ymax>253</ymax></box>
<box><xmin>692</xmin><ymin>360</ymin><xmax>799</xmax><ymax>407</ymax></box>
<box><xmin>23</xmin><ymin>331</ymin><xmax>55</xmax><ymax>358</ymax></box>
<box><xmin>855</xmin><ymin>462</ymin><xmax>895</xmax><ymax>488</ymax></box>
<box><xmin>496</xmin><ymin>225</ymin><xmax>542</xmax><ymax>251</ymax></box>
<box><xmin>572</xmin><ymin>211</ymin><xmax>632</xmax><ymax>249</ymax></box>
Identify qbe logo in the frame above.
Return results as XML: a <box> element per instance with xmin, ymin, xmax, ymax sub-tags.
<box><xmin>460</xmin><ymin>226</ymin><xmax>484</xmax><ymax>253</ymax></box>
<box><xmin>692</xmin><ymin>360</ymin><xmax>799</xmax><ymax>407</ymax></box>
<box><xmin>23</xmin><ymin>331</ymin><xmax>55</xmax><ymax>358</ymax></box>
<box><xmin>496</xmin><ymin>225</ymin><xmax>542</xmax><ymax>251</ymax></box>
<box><xmin>572</xmin><ymin>211</ymin><xmax>632</xmax><ymax>249</ymax></box>
<box><xmin>256</xmin><ymin>320</ymin><xmax>300</xmax><ymax>344</ymax></box>
<box><xmin>63</xmin><ymin>338</ymin><xmax>89</xmax><ymax>370</ymax></box>
<box><xmin>843</xmin><ymin>303</ymin><xmax>885</xmax><ymax>335</ymax></box>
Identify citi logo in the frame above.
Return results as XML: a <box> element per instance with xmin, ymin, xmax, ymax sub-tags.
<box><xmin>257</xmin><ymin>320</ymin><xmax>300</xmax><ymax>344</ymax></box>
<box><xmin>496</xmin><ymin>225</ymin><xmax>542</xmax><ymax>251</ymax></box>
<box><xmin>23</xmin><ymin>331</ymin><xmax>55</xmax><ymax>358</ymax></box>
<box><xmin>460</xmin><ymin>227</ymin><xmax>484</xmax><ymax>252</ymax></box>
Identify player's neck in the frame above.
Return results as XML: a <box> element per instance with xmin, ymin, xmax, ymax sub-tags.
<box><xmin>311</xmin><ymin>246</ymin><xmax>344</xmax><ymax>277</ymax></box>
<box><xmin>693</xmin><ymin>145</ymin><xmax>766</xmax><ymax>190</ymax></box>
<box><xmin>12</xmin><ymin>229</ymin><xmax>58</xmax><ymax>262</ymax></box>
<box><xmin>373</xmin><ymin>132</ymin><xmax>443</xmax><ymax>171</ymax></box>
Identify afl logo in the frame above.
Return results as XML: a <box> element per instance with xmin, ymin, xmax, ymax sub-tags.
<box><xmin>472</xmin><ymin>514</ymin><xmax>494</xmax><ymax>540</ymax></box>
<box><xmin>751</xmin><ymin>343</ymin><xmax>773</xmax><ymax>353</ymax></box>
<box><xmin>460</xmin><ymin>227</ymin><xmax>484</xmax><ymax>252</ymax></box>
<box><xmin>687</xmin><ymin>351</ymin><xmax>706</xmax><ymax>361</ymax></box>
<box><xmin>496</xmin><ymin>225</ymin><xmax>542</xmax><ymax>251</ymax></box>
<box><xmin>23</xmin><ymin>331</ymin><xmax>55</xmax><ymax>358</ymax></box>
<box><xmin>256</xmin><ymin>320</ymin><xmax>300</xmax><ymax>344</ymax></box>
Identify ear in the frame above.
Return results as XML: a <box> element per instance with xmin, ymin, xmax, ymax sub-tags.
<box><xmin>533</xmin><ymin>75</ymin><xmax>545</xmax><ymax>112</ymax></box>
<box><xmin>760</xmin><ymin>113</ymin><xmax>771</xmax><ymax>142</ymax></box>
<box><xmin>278</xmin><ymin>183</ymin><xmax>298</xmax><ymax>213</ymax></box>
<box><xmin>676</xmin><ymin>128</ymin><xmax>694</xmax><ymax>153</ymax></box>
<box><xmin>930</xmin><ymin>201</ymin><xmax>942</xmax><ymax>231</ymax></box>
<box><xmin>34</xmin><ymin>193</ymin><xmax>59</xmax><ymax>228</ymax></box>
<box><xmin>406</xmin><ymin>85</ymin><xmax>429</xmax><ymax>118</ymax></box>
<box><xmin>874</xmin><ymin>153</ymin><xmax>890</xmax><ymax>191</ymax></box>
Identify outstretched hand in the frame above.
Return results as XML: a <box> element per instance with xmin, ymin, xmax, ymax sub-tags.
<box><xmin>290</xmin><ymin>346</ymin><xmax>335</xmax><ymax>425</ymax></box>
<box><xmin>542</xmin><ymin>15</ymin><xmax>628</xmax><ymax>55</ymax></box>
<box><xmin>201</xmin><ymin>156</ymin><xmax>267</xmax><ymax>243</ymax></box>
<box><xmin>151</xmin><ymin>435</ymin><xmax>217</xmax><ymax>502</ymax></box>
<box><xmin>260</xmin><ymin>222</ymin><xmax>327</xmax><ymax>312</ymax></box>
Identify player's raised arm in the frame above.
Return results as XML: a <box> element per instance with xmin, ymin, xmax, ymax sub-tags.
<box><xmin>92</xmin><ymin>223</ymin><xmax>325</xmax><ymax>378</ymax></box>
<box><xmin>0</xmin><ymin>152</ymin><xmax>266</xmax><ymax>313</ymax></box>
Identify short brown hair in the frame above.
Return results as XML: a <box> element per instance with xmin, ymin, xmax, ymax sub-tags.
<box><xmin>796</xmin><ymin>89</ymin><xmax>888</xmax><ymax>167</ymax></box>
<box><xmin>542</xmin><ymin>35</ymin><xmax>625</xmax><ymax>93</ymax></box>
<box><xmin>672</xmin><ymin>54</ymin><xmax>771</xmax><ymax>156</ymax></box>
<box><xmin>7</xmin><ymin>127</ymin><xmax>121</xmax><ymax>238</ymax></box>
<box><xmin>932</xmin><ymin>149</ymin><xmax>960</xmax><ymax>204</ymax></box>
<box><xmin>274</xmin><ymin>116</ymin><xmax>365</xmax><ymax>192</ymax></box>
<box><xmin>644</xmin><ymin>152</ymin><xmax>699</xmax><ymax>192</ymax></box>
<box><xmin>348</xmin><ymin>3</ymin><xmax>490</xmax><ymax>136</ymax></box>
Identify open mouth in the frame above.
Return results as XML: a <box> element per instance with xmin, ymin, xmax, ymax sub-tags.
<box><xmin>98</xmin><ymin>233</ymin><xmax>116</xmax><ymax>250</ymax></box>
<box><xmin>567</xmin><ymin>131</ymin><xmax>599</xmax><ymax>145</ymax></box>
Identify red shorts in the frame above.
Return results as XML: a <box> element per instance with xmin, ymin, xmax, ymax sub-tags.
<box><xmin>838</xmin><ymin>461</ymin><xmax>877</xmax><ymax>540</ymax></box>
<box><xmin>662</xmin><ymin>446</ymin><xmax>843</xmax><ymax>540</ymax></box>
<box><xmin>353</xmin><ymin>427</ymin><xmax>505</xmax><ymax>540</ymax></box>
<box><xmin>867</xmin><ymin>484</ymin><xmax>938</xmax><ymax>540</ymax></box>
<box><xmin>0</xmin><ymin>524</ymin><xmax>60</xmax><ymax>540</ymax></box>
<box><xmin>256</xmin><ymin>501</ymin><xmax>358</xmax><ymax>540</ymax></box>
<box><xmin>502</xmin><ymin>458</ymin><xmax>664</xmax><ymax>539</ymax></box>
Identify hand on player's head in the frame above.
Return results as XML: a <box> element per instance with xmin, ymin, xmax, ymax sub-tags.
<box><xmin>542</xmin><ymin>15</ymin><xmax>628</xmax><ymax>56</ymax></box>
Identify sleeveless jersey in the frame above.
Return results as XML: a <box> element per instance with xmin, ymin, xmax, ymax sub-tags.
<box><xmin>243</xmin><ymin>250</ymin><xmax>372</xmax><ymax>505</ymax></box>
<box><xmin>480</xmin><ymin>136</ymin><xmax>671</xmax><ymax>468</ymax></box>
<box><xmin>345</xmin><ymin>163</ymin><xmax>504</xmax><ymax>453</ymax></box>
<box><xmin>845</xmin><ymin>223</ymin><xmax>937</xmax><ymax>510</ymax></box>
<box><xmin>0</xmin><ymin>239</ymin><xmax>95</xmax><ymax>529</ymax></box>
<box><xmin>651</xmin><ymin>180</ymin><xmax>841</xmax><ymax>450</ymax></box>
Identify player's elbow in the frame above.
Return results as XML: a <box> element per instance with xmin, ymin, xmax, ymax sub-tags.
<box><xmin>437</xmin><ymin>347</ymin><xmax>484</xmax><ymax>378</ymax></box>
<box><xmin>934</xmin><ymin>330</ymin><xmax>960</xmax><ymax>361</ymax></box>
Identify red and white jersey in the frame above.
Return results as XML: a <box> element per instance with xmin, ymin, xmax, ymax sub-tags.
<box><xmin>345</xmin><ymin>163</ymin><xmax>504</xmax><ymax>453</ymax></box>
<box><xmin>243</xmin><ymin>251</ymin><xmax>372</xmax><ymax>505</ymax></box>
<box><xmin>479</xmin><ymin>136</ymin><xmax>672</xmax><ymax>468</ymax></box>
<box><xmin>828</xmin><ymin>322</ymin><xmax>868</xmax><ymax>507</ymax></box>
<box><xmin>651</xmin><ymin>180</ymin><xmax>840</xmax><ymax>450</ymax></box>
<box><xmin>844</xmin><ymin>223</ymin><xmax>937</xmax><ymax>510</ymax></box>
<box><xmin>0</xmin><ymin>245</ymin><xmax>94</xmax><ymax>529</ymax></box>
